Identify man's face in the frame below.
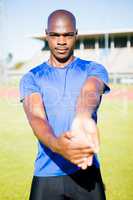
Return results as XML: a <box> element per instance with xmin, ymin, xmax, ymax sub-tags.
<box><xmin>46</xmin><ymin>17</ymin><xmax>77</xmax><ymax>62</ymax></box>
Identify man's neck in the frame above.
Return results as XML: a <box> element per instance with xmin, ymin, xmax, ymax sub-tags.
<box><xmin>48</xmin><ymin>55</ymin><xmax>75</xmax><ymax>68</ymax></box>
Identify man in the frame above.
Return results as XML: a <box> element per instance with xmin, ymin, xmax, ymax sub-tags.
<box><xmin>20</xmin><ymin>9</ymin><xmax>110</xmax><ymax>200</ymax></box>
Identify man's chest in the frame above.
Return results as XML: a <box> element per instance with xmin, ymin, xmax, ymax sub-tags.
<box><xmin>39</xmin><ymin>67</ymin><xmax>88</xmax><ymax>108</ymax></box>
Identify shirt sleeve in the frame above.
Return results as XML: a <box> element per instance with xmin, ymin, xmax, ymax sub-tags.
<box><xmin>19</xmin><ymin>71</ymin><xmax>41</xmax><ymax>102</ymax></box>
<box><xmin>87</xmin><ymin>61</ymin><xmax>110</xmax><ymax>94</ymax></box>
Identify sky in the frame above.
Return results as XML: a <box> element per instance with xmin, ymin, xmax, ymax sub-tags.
<box><xmin>1</xmin><ymin>0</ymin><xmax>133</xmax><ymax>63</ymax></box>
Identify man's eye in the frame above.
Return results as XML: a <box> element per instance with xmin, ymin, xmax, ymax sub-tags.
<box><xmin>65</xmin><ymin>33</ymin><xmax>75</xmax><ymax>37</ymax></box>
<box><xmin>63</xmin><ymin>33</ymin><xmax>75</xmax><ymax>37</ymax></box>
<box><xmin>49</xmin><ymin>33</ymin><xmax>59</xmax><ymax>37</ymax></box>
<box><xmin>47</xmin><ymin>32</ymin><xmax>76</xmax><ymax>37</ymax></box>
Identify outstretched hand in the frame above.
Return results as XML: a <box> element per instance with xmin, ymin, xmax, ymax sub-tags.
<box><xmin>70</xmin><ymin>114</ymin><xmax>100</xmax><ymax>169</ymax></box>
<box><xmin>55</xmin><ymin>131</ymin><xmax>94</xmax><ymax>166</ymax></box>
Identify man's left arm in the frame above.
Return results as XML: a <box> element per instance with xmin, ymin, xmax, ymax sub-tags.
<box><xmin>68</xmin><ymin>76</ymin><xmax>105</xmax><ymax>169</ymax></box>
<box><xmin>76</xmin><ymin>76</ymin><xmax>104</xmax><ymax>116</ymax></box>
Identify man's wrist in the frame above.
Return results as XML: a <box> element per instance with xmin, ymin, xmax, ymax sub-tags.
<box><xmin>76</xmin><ymin>111</ymin><xmax>92</xmax><ymax>119</ymax></box>
<box><xmin>49</xmin><ymin>136</ymin><xmax>59</xmax><ymax>153</ymax></box>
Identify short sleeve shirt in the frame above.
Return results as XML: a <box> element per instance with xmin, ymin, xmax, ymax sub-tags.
<box><xmin>20</xmin><ymin>57</ymin><xmax>110</xmax><ymax>177</ymax></box>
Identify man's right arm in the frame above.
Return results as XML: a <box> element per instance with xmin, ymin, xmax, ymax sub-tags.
<box><xmin>23</xmin><ymin>93</ymin><xmax>92</xmax><ymax>165</ymax></box>
<box><xmin>23</xmin><ymin>93</ymin><xmax>59</xmax><ymax>151</ymax></box>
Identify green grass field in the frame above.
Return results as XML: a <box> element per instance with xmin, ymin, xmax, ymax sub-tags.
<box><xmin>0</xmin><ymin>84</ymin><xmax>133</xmax><ymax>200</ymax></box>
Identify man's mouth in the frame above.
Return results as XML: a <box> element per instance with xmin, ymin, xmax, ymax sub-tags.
<box><xmin>55</xmin><ymin>48</ymin><xmax>68</xmax><ymax>53</ymax></box>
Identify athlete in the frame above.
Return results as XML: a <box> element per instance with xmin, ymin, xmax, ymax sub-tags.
<box><xmin>20</xmin><ymin>9</ymin><xmax>110</xmax><ymax>200</ymax></box>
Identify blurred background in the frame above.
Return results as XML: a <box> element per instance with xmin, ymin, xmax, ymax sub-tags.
<box><xmin>0</xmin><ymin>0</ymin><xmax>133</xmax><ymax>199</ymax></box>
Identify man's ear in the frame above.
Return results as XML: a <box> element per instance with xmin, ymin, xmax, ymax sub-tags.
<box><xmin>75</xmin><ymin>29</ymin><xmax>78</xmax><ymax>40</ymax></box>
<box><xmin>45</xmin><ymin>29</ymin><xmax>48</xmax><ymax>41</ymax></box>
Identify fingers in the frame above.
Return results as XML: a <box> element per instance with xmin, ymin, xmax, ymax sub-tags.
<box><xmin>78</xmin><ymin>147</ymin><xmax>94</xmax><ymax>154</ymax></box>
<box><xmin>67</xmin><ymin>147</ymin><xmax>94</xmax><ymax>167</ymax></box>
<box><xmin>72</xmin><ymin>157</ymin><xmax>88</xmax><ymax>165</ymax></box>
<box><xmin>78</xmin><ymin>156</ymin><xmax>93</xmax><ymax>170</ymax></box>
<box><xmin>69</xmin><ymin>148</ymin><xmax>94</xmax><ymax>160</ymax></box>
<box><xmin>71</xmin><ymin>152</ymin><xmax>92</xmax><ymax>160</ymax></box>
<box><xmin>78</xmin><ymin>161</ymin><xmax>88</xmax><ymax>170</ymax></box>
<box><xmin>87</xmin><ymin>157</ymin><xmax>93</xmax><ymax>166</ymax></box>
<box><xmin>71</xmin><ymin>155</ymin><xmax>93</xmax><ymax>169</ymax></box>
<box><xmin>58</xmin><ymin>132</ymin><xmax>96</xmax><ymax>167</ymax></box>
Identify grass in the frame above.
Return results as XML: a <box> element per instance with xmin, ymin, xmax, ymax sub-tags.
<box><xmin>99</xmin><ymin>98</ymin><xmax>133</xmax><ymax>200</ymax></box>
<box><xmin>0</xmin><ymin>84</ymin><xmax>133</xmax><ymax>200</ymax></box>
<box><xmin>0</xmin><ymin>98</ymin><xmax>36</xmax><ymax>200</ymax></box>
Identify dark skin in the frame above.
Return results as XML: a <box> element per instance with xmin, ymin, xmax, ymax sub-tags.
<box><xmin>45</xmin><ymin>10</ymin><xmax>77</xmax><ymax>67</ymax></box>
<box><xmin>23</xmin><ymin>10</ymin><xmax>104</xmax><ymax>167</ymax></box>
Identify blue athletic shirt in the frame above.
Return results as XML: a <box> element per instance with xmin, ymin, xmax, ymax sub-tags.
<box><xmin>20</xmin><ymin>57</ymin><xmax>110</xmax><ymax>177</ymax></box>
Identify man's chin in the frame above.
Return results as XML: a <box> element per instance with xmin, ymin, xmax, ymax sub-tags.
<box><xmin>54</xmin><ymin>51</ymin><xmax>73</xmax><ymax>63</ymax></box>
<box><xmin>55</xmin><ymin>55</ymin><xmax>71</xmax><ymax>63</ymax></box>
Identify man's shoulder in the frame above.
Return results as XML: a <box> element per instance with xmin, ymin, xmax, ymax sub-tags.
<box><xmin>29</xmin><ymin>62</ymin><xmax>48</xmax><ymax>75</ymax></box>
<box><xmin>77</xmin><ymin>57</ymin><xmax>92</xmax><ymax>65</ymax></box>
<box><xmin>78</xmin><ymin>58</ymin><xmax>104</xmax><ymax>67</ymax></box>
<box><xmin>78</xmin><ymin>58</ymin><xmax>108</xmax><ymax>71</ymax></box>
<box><xmin>20</xmin><ymin>62</ymin><xmax>48</xmax><ymax>84</ymax></box>
<box><xmin>76</xmin><ymin>58</ymin><xmax>105</xmax><ymax>71</ymax></box>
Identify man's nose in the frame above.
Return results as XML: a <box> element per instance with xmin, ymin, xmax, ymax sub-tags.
<box><xmin>57</xmin><ymin>35</ymin><xmax>67</xmax><ymax>45</ymax></box>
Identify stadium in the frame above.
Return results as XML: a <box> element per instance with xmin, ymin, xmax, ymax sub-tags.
<box><xmin>0</xmin><ymin>30</ymin><xmax>133</xmax><ymax>200</ymax></box>
<box><xmin>10</xmin><ymin>29</ymin><xmax>133</xmax><ymax>85</ymax></box>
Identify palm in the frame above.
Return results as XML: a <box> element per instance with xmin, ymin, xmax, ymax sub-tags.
<box><xmin>71</xmin><ymin>115</ymin><xmax>100</xmax><ymax>169</ymax></box>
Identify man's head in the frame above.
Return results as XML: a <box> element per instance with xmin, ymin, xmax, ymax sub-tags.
<box><xmin>45</xmin><ymin>10</ymin><xmax>78</xmax><ymax>63</ymax></box>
